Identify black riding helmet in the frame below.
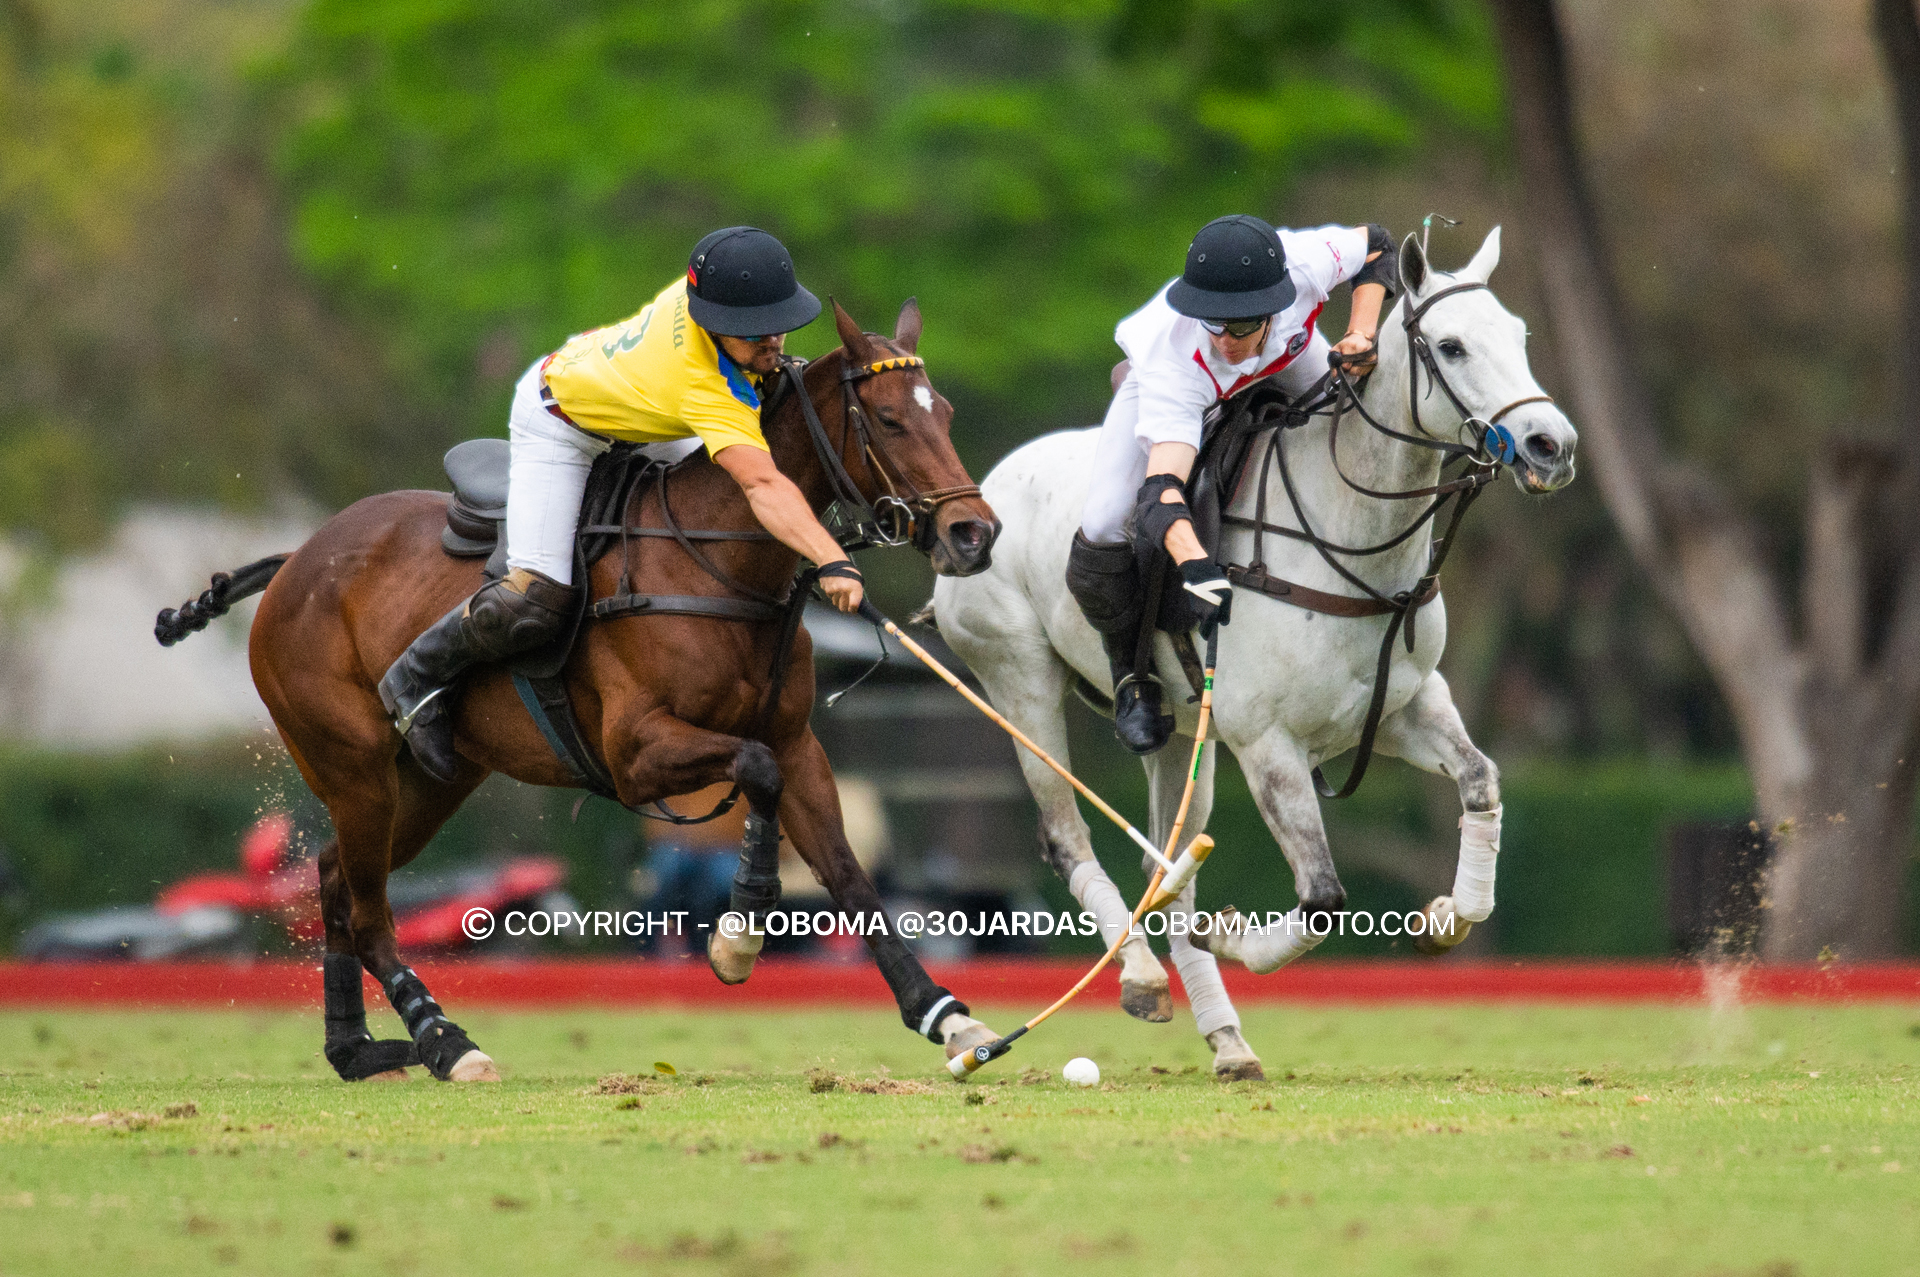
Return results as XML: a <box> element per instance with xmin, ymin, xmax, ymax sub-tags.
<box><xmin>685</xmin><ymin>226</ymin><xmax>822</xmax><ymax>336</ymax></box>
<box><xmin>1165</xmin><ymin>214</ymin><xmax>1296</xmax><ymax>321</ymax></box>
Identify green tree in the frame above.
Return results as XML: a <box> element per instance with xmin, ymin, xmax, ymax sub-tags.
<box><xmin>0</xmin><ymin>0</ymin><xmax>402</xmax><ymax>552</ymax></box>
<box><xmin>272</xmin><ymin>0</ymin><xmax>1500</xmax><ymax>470</ymax></box>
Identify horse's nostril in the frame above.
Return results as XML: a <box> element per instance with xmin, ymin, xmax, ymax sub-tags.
<box><xmin>1525</xmin><ymin>433</ymin><xmax>1558</xmax><ymax>461</ymax></box>
<box><xmin>952</xmin><ymin>520</ymin><xmax>987</xmax><ymax>550</ymax></box>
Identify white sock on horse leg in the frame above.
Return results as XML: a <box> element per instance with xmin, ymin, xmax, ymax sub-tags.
<box><xmin>1068</xmin><ymin>860</ymin><xmax>1135</xmax><ymax>950</ymax></box>
<box><xmin>1234</xmin><ymin>907</ymin><xmax>1325</xmax><ymax>974</ymax></box>
<box><xmin>1453</xmin><ymin>805</ymin><xmax>1502</xmax><ymax>923</ymax></box>
<box><xmin>1168</xmin><ymin>928</ymin><xmax>1238</xmax><ymax>1037</ymax></box>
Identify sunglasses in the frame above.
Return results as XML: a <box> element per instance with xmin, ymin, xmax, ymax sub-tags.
<box><xmin>1199</xmin><ymin>316</ymin><xmax>1270</xmax><ymax>339</ymax></box>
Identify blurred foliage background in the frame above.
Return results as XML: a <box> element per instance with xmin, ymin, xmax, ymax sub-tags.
<box><xmin>0</xmin><ymin>0</ymin><xmax>1908</xmax><ymax>947</ymax></box>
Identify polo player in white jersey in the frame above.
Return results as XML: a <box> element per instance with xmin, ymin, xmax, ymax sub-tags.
<box><xmin>1066</xmin><ymin>213</ymin><xmax>1398</xmax><ymax>755</ymax></box>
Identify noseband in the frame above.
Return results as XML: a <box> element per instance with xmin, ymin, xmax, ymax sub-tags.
<box><xmin>778</xmin><ymin>352</ymin><xmax>982</xmax><ymax>554</ymax></box>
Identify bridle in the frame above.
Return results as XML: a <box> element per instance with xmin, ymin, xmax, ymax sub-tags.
<box><xmin>778</xmin><ymin>350</ymin><xmax>983</xmax><ymax>554</ymax></box>
<box><xmin>1359</xmin><ymin>280</ymin><xmax>1556</xmax><ymax>468</ymax></box>
<box><xmin>1215</xmin><ymin>278</ymin><xmax>1555</xmax><ymax>799</ymax></box>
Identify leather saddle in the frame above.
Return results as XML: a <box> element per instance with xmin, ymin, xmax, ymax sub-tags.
<box><xmin>1140</xmin><ymin>378</ymin><xmax>1292</xmax><ymax>634</ymax></box>
<box><xmin>433</xmin><ymin>437</ymin><xmax>634</xmax><ymax>679</ymax></box>
<box><xmin>440</xmin><ymin>438</ymin><xmax>512</xmax><ymax>575</ymax></box>
<box><xmin>1187</xmin><ymin>379</ymin><xmax>1295</xmax><ymax>564</ymax></box>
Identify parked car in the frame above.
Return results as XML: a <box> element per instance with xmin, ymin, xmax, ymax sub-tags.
<box><xmin>17</xmin><ymin>812</ymin><xmax>579</xmax><ymax>959</ymax></box>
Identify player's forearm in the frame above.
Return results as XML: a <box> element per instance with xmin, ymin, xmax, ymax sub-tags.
<box><xmin>1347</xmin><ymin>282</ymin><xmax>1386</xmax><ymax>341</ymax></box>
<box><xmin>741</xmin><ymin>472</ymin><xmax>846</xmax><ymax>566</ymax></box>
<box><xmin>1146</xmin><ymin>441</ymin><xmax>1207</xmax><ymax>564</ymax></box>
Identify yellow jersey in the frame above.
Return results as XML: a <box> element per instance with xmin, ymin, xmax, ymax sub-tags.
<box><xmin>539</xmin><ymin>277</ymin><xmax>769</xmax><ymax>454</ymax></box>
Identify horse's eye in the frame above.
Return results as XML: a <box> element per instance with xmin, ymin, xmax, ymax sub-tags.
<box><xmin>875</xmin><ymin>412</ymin><xmax>906</xmax><ymax>432</ymax></box>
<box><xmin>1437</xmin><ymin>339</ymin><xmax>1466</xmax><ymax>359</ymax></box>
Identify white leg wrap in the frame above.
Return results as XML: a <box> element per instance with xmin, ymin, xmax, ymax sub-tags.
<box><xmin>1452</xmin><ymin>805</ymin><xmax>1502</xmax><ymax>923</ymax></box>
<box><xmin>1232</xmin><ymin>907</ymin><xmax>1325</xmax><ymax>975</ymax></box>
<box><xmin>1069</xmin><ymin>859</ymin><xmax>1136</xmax><ymax>949</ymax></box>
<box><xmin>1169</xmin><ymin>926</ymin><xmax>1239</xmax><ymax>1037</ymax></box>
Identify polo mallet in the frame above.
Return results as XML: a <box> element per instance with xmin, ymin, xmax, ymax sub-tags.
<box><xmin>856</xmin><ymin>601</ymin><xmax>1184</xmax><ymax>879</ymax></box>
<box><xmin>947</xmin><ymin>625</ymin><xmax>1223</xmax><ymax>1079</ymax></box>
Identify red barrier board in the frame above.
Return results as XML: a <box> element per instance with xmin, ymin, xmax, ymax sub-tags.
<box><xmin>1</xmin><ymin>958</ymin><xmax>1917</xmax><ymax>1008</ymax></box>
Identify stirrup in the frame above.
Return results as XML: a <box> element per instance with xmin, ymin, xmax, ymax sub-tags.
<box><xmin>391</xmin><ymin>685</ymin><xmax>448</xmax><ymax>737</ymax></box>
<box><xmin>1112</xmin><ymin>670</ymin><xmax>1174</xmax><ymax>755</ymax></box>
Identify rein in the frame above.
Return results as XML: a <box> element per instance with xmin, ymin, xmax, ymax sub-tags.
<box><xmin>1213</xmin><ymin>281</ymin><xmax>1551</xmax><ymax>799</ymax></box>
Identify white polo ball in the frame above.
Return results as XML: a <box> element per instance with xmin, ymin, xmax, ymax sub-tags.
<box><xmin>1062</xmin><ymin>1056</ymin><xmax>1100</xmax><ymax>1087</ymax></box>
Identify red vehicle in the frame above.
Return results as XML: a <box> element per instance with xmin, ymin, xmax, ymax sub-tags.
<box><xmin>23</xmin><ymin>813</ymin><xmax>576</xmax><ymax>959</ymax></box>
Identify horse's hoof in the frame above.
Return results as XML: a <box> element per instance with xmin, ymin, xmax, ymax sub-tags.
<box><xmin>1412</xmin><ymin>896</ymin><xmax>1470</xmax><ymax>955</ymax></box>
<box><xmin>447</xmin><ymin>1050</ymin><xmax>500</xmax><ymax>1082</ymax></box>
<box><xmin>1206</xmin><ymin>1026</ymin><xmax>1263</xmax><ymax>1081</ymax></box>
<box><xmin>1120</xmin><ymin>978</ymin><xmax>1174</xmax><ymax>1023</ymax></box>
<box><xmin>940</xmin><ymin>1014</ymin><xmax>996</xmax><ymax>1062</ymax></box>
<box><xmin>363</xmin><ymin>1068</ymin><xmax>411</xmax><ymax>1082</ymax></box>
<box><xmin>706</xmin><ymin>930</ymin><xmax>763</xmax><ymax>985</ymax></box>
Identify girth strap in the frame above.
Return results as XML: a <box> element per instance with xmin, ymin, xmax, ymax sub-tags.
<box><xmin>578</xmin><ymin>525</ymin><xmax>776</xmax><ymax>542</ymax></box>
<box><xmin>1224</xmin><ymin>565</ymin><xmax>1438</xmax><ymax>618</ymax></box>
<box><xmin>510</xmin><ymin>567</ymin><xmax>818</xmax><ymax>826</ymax></box>
<box><xmin>590</xmin><ymin>594</ymin><xmax>785</xmax><ymax>623</ymax></box>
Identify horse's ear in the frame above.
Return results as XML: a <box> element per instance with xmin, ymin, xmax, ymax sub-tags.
<box><xmin>893</xmin><ymin>297</ymin><xmax>922</xmax><ymax>354</ymax></box>
<box><xmin>831</xmin><ymin>297</ymin><xmax>869</xmax><ymax>359</ymax></box>
<box><xmin>1399</xmin><ymin>233</ymin><xmax>1429</xmax><ymax>296</ymax></box>
<box><xmin>1461</xmin><ymin>225</ymin><xmax>1502</xmax><ymax>283</ymax></box>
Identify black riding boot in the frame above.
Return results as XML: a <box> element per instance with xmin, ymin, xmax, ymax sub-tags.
<box><xmin>378</xmin><ymin>568</ymin><xmax>577</xmax><ymax>783</ymax></box>
<box><xmin>1065</xmin><ymin>531</ymin><xmax>1172</xmax><ymax>756</ymax></box>
<box><xmin>1106</xmin><ymin>636</ymin><xmax>1173</xmax><ymax>757</ymax></box>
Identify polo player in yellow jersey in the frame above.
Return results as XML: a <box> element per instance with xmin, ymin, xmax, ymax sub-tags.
<box><xmin>380</xmin><ymin>227</ymin><xmax>855</xmax><ymax>784</ymax></box>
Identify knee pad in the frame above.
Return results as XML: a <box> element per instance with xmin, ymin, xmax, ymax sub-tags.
<box><xmin>465</xmin><ymin>568</ymin><xmax>577</xmax><ymax>657</ymax></box>
<box><xmin>1065</xmin><ymin>532</ymin><xmax>1142</xmax><ymax>637</ymax></box>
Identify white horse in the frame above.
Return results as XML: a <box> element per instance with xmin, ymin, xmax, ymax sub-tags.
<box><xmin>931</xmin><ymin>228</ymin><xmax>1577</xmax><ymax>1078</ymax></box>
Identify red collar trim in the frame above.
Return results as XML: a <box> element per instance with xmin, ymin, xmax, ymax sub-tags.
<box><xmin>1189</xmin><ymin>302</ymin><xmax>1326</xmax><ymax>400</ymax></box>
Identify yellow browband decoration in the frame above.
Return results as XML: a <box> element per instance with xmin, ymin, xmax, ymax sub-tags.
<box><xmin>861</xmin><ymin>356</ymin><xmax>926</xmax><ymax>375</ymax></box>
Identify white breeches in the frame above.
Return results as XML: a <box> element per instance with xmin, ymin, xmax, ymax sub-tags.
<box><xmin>504</xmin><ymin>359</ymin><xmax>702</xmax><ymax>585</ymax></box>
<box><xmin>506</xmin><ymin>360</ymin><xmax>609</xmax><ymax>586</ymax></box>
<box><xmin>1078</xmin><ymin>330</ymin><xmax>1333</xmax><ymax>544</ymax></box>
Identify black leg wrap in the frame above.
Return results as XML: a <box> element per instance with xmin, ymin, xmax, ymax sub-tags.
<box><xmin>327</xmin><ymin>1037</ymin><xmax>422</xmax><ymax>1081</ymax></box>
<box><xmin>729</xmin><ymin>812</ymin><xmax>783</xmax><ymax>916</ymax></box>
<box><xmin>383</xmin><ymin>967</ymin><xmax>478</xmax><ymax>1080</ymax></box>
<box><xmin>905</xmin><ymin>986</ymin><xmax>971</xmax><ymax>1043</ymax></box>
<box><xmin>413</xmin><ymin>1020</ymin><xmax>481</xmax><ymax>1079</ymax></box>
<box><xmin>323</xmin><ymin>953</ymin><xmax>419</xmax><ymax>1081</ymax></box>
<box><xmin>868</xmin><ymin>921</ymin><xmax>966</xmax><ymax>1038</ymax></box>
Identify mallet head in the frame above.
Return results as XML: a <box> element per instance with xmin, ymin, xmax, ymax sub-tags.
<box><xmin>946</xmin><ymin>1035</ymin><xmax>1017</xmax><ymax>1080</ymax></box>
<box><xmin>1145</xmin><ymin>833</ymin><xmax>1215</xmax><ymax>911</ymax></box>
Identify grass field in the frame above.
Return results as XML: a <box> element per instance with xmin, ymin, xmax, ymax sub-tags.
<box><xmin>3</xmin><ymin>1000</ymin><xmax>1918</xmax><ymax>1276</ymax></box>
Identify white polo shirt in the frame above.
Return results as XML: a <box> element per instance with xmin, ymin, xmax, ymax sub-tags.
<box><xmin>1115</xmin><ymin>223</ymin><xmax>1368</xmax><ymax>449</ymax></box>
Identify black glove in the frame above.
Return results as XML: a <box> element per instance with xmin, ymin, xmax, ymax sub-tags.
<box><xmin>1175</xmin><ymin>557</ymin><xmax>1233</xmax><ymax>637</ymax></box>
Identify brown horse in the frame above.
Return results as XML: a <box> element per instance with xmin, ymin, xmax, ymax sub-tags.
<box><xmin>159</xmin><ymin>299</ymin><xmax>1002</xmax><ymax>1082</ymax></box>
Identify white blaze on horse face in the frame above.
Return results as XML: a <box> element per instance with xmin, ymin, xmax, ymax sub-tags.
<box><xmin>914</xmin><ymin>385</ymin><xmax>934</xmax><ymax>414</ymax></box>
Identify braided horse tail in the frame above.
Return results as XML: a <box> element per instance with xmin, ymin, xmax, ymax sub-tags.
<box><xmin>154</xmin><ymin>554</ymin><xmax>291</xmax><ymax>647</ymax></box>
